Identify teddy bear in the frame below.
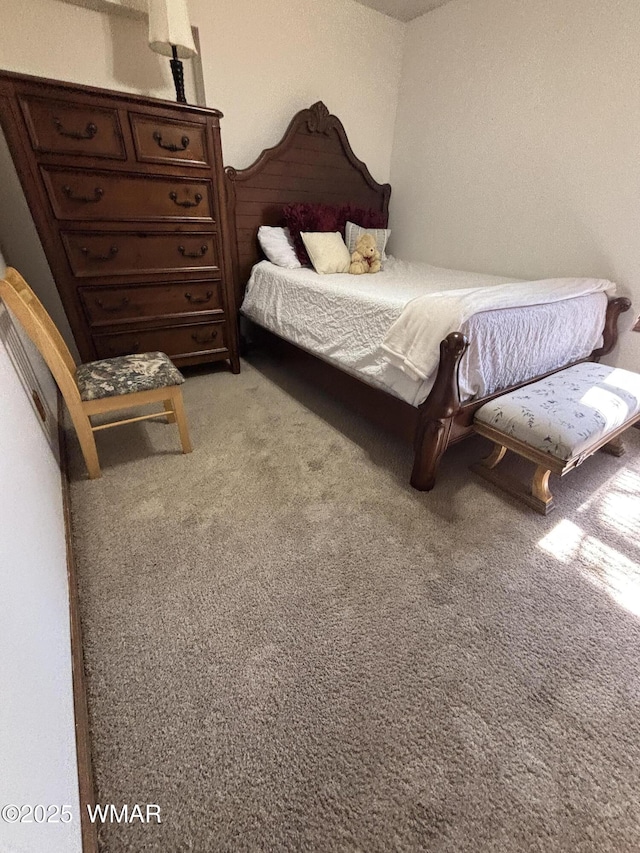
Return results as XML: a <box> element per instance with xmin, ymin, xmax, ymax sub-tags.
<box><xmin>349</xmin><ymin>233</ymin><xmax>382</xmax><ymax>275</ymax></box>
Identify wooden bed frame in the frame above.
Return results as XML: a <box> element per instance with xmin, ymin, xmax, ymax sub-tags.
<box><xmin>224</xmin><ymin>101</ymin><xmax>631</xmax><ymax>490</ymax></box>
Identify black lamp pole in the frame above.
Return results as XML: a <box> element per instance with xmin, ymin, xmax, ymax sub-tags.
<box><xmin>170</xmin><ymin>44</ymin><xmax>186</xmax><ymax>104</ymax></box>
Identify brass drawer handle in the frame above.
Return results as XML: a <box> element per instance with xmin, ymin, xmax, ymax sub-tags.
<box><xmin>81</xmin><ymin>245</ymin><xmax>118</xmax><ymax>262</ymax></box>
<box><xmin>96</xmin><ymin>296</ymin><xmax>130</xmax><ymax>313</ymax></box>
<box><xmin>169</xmin><ymin>191</ymin><xmax>202</xmax><ymax>209</ymax></box>
<box><xmin>185</xmin><ymin>290</ymin><xmax>213</xmax><ymax>304</ymax></box>
<box><xmin>62</xmin><ymin>185</ymin><xmax>104</xmax><ymax>204</ymax></box>
<box><xmin>191</xmin><ymin>329</ymin><xmax>218</xmax><ymax>345</ymax></box>
<box><xmin>178</xmin><ymin>245</ymin><xmax>208</xmax><ymax>258</ymax></box>
<box><xmin>153</xmin><ymin>131</ymin><xmax>189</xmax><ymax>152</ymax></box>
<box><xmin>53</xmin><ymin>118</ymin><xmax>98</xmax><ymax>140</ymax></box>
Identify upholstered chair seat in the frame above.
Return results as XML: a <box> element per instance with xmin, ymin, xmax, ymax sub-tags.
<box><xmin>75</xmin><ymin>352</ymin><xmax>185</xmax><ymax>402</ymax></box>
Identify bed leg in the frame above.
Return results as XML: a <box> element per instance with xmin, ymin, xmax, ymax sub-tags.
<box><xmin>410</xmin><ymin>415</ymin><xmax>453</xmax><ymax>491</ymax></box>
<box><xmin>238</xmin><ymin>333</ymin><xmax>250</xmax><ymax>358</ymax></box>
<box><xmin>410</xmin><ymin>331</ymin><xmax>469</xmax><ymax>492</ymax></box>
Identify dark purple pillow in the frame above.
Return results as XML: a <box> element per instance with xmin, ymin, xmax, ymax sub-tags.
<box><xmin>282</xmin><ymin>203</ymin><xmax>343</xmax><ymax>265</ymax></box>
<box><xmin>282</xmin><ymin>202</ymin><xmax>388</xmax><ymax>265</ymax></box>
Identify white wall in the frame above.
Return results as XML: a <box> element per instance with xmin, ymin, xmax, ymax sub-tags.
<box><xmin>0</xmin><ymin>251</ymin><xmax>81</xmax><ymax>852</ymax></box>
<box><xmin>189</xmin><ymin>0</ymin><xmax>405</xmax><ymax>180</ymax></box>
<box><xmin>391</xmin><ymin>0</ymin><xmax>640</xmax><ymax>369</ymax></box>
<box><xmin>1</xmin><ymin>0</ymin><xmax>176</xmax><ymax>99</ymax></box>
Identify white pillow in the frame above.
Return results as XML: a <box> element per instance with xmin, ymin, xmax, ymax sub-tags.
<box><xmin>300</xmin><ymin>232</ymin><xmax>351</xmax><ymax>275</ymax></box>
<box><xmin>345</xmin><ymin>221</ymin><xmax>391</xmax><ymax>261</ymax></box>
<box><xmin>257</xmin><ymin>226</ymin><xmax>301</xmax><ymax>269</ymax></box>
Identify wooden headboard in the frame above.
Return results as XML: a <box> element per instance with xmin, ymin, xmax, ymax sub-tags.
<box><xmin>224</xmin><ymin>101</ymin><xmax>391</xmax><ymax>310</ymax></box>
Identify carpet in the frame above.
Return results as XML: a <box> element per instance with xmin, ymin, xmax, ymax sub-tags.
<box><xmin>68</xmin><ymin>352</ymin><xmax>640</xmax><ymax>853</ymax></box>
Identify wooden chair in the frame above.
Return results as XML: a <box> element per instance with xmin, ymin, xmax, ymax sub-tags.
<box><xmin>0</xmin><ymin>267</ymin><xmax>192</xmax><ymax>479</ymax></box>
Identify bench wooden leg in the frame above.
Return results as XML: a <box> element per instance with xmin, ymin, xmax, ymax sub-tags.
<box><xmin>484</xmin><ymin>442</ymin><xmax>507</xmax><ymax>469</ymax></box>
<box><xmin>471</xmin><ymin>451</ymin><xmax>555</xmax><ymax>515</ymax></box>
<box><xmin>602</xmin><ymin>434</ymin><xmax>625</xmax><ymax>457</ymax></box>
<box><xmin>531</xmin><ymin>465</ymin><xmax>554</xmax><ymax>515</ymax></box>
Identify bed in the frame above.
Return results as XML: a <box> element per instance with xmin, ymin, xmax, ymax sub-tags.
<box><xmin>224</xmin><ymin>101</ymin><xmax>631</xmax><ymax>490</ymax></box>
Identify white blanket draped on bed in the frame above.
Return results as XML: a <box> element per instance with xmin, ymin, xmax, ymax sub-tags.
<box><xmin>381</xmin><ymin>277</ymin><xmax>617</xmax><ymax>382</ymax></box>
<box><xmin>241</xmin><ymin>259</ymin><xmax>611</xmax><ymax>406</ymax></box>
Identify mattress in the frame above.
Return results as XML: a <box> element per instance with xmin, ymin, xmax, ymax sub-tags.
<box><xmin>241</xmin><ymin>258</ymin><xmax>608</xmax><ymax>407</ymax></box>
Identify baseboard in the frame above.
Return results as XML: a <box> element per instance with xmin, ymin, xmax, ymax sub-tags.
<box><xmin>58</xmin><ymin>395</ymin><xmax>99</xmax><ymax>853</ymax></box>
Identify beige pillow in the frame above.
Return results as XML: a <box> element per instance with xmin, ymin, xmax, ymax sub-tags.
<box><xmin>300</xmin><ymin>231</ymin><xmax>351</xmax><ymax>275</ymax></box>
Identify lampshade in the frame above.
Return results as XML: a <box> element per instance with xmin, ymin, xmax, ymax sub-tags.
<box><xmin>148</xmin><ymin>0</ymin><xmax>197</xmax><ymax>59</ymax></box>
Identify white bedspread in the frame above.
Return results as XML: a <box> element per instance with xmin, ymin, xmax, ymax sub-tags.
<box><xmin>382</xmin><ymin>276</ymin><xmax>616</xmax><ymax>382</ymax></box>
<box><xmin>241</xmin><ymin>258</ymin><xmax>609</xmax><ymax>407</ymax></box>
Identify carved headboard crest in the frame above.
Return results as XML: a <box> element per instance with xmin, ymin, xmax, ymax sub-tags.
<box><xmin>306</xmin><ymin>101</ymin><xmax>331</xmax><ymax>134</ymax></box>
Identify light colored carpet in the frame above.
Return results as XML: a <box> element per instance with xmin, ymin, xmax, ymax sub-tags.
<box><xmin>69</xmin><ymin>353</ymin><xmax>640</xmax><ymax>853</ymax></box>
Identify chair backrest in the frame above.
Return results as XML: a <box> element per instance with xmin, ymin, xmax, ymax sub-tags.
<box><xmin>0</xmin><ymin>268</ymin><xmax>83</xmax><ymax>408</ymax></box>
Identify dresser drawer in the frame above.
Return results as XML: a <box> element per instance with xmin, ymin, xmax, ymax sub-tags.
<box><xmin>42</xmin><ymin>167</ymin><xmax>214</xmax><ymax>221</ymax></box>
<box><xmin>80</xmin><ymin>280</ymin><xmax>224</xmax><ymax>326</ymax></box>
<box><xmin>19</xmin><ymin>96</ymin><xmax>126</xmax><ymax>160</ymax></box>
<box><xmin>93</xmin><ymin>320</ymin><xmax>228</xmax><ymax>360</ymax></box>
<box><xmin>130</xmin><ymin>114</ymin><xmax>208</xmax><ymax>167</ymax></box>
<box><xmin>61</xmin><ymin>231</ymin><xmax>220</xmax><ymax>278</ymax></box>
<box><xmin>1</xmin><ymin>70</ymin><xmax>238</xmax><ymax>371</ymax></box>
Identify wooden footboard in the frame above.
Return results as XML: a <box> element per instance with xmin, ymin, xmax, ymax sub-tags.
<box><xmin>409</xmin><ymin>296</ymin><xmax>632</xmax><ymax>491</ymax></box>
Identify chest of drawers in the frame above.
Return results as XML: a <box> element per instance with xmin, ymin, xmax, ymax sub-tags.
<box><xmin>0</xmin><ymin>71</ymin><xmax>240</xmax><ymax>372</ymax></box>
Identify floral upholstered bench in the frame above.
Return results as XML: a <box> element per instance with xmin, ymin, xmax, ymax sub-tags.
<box><xmin>471</xmin><ymin>362</ymin><xmax>640</xmax><ymax>514</ymax></box>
